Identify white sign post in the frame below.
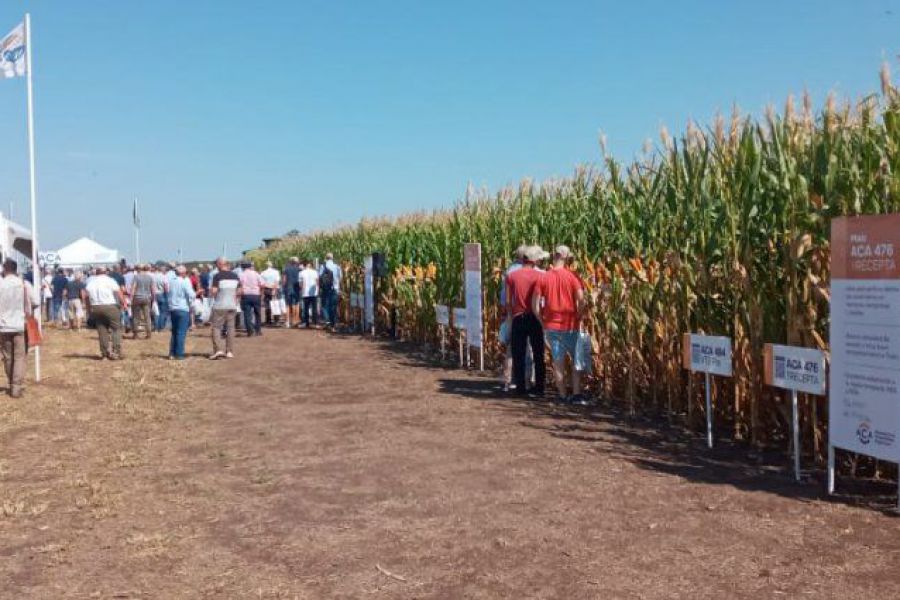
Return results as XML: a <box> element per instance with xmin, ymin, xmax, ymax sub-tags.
<box><xmin>464</xmin><ymin>243</ymin><xmax>484</xmax><ymax>371</ymax></box>
<box><xmin>453</xmin><ymin>307</ymin><xmax>467</xmax><ymax>368</ymax></box>
<box><xmin>763</xmin><ymin>343</ymin><xmax>826</xmax><ymax>481</ymax></box>
<box><xmin>348</xmin><ymin>293</ymin><xmax>359</xmax><ymax>332</ymax></box>
<box><xmin>682</xmin><ymin>333</ymin><xmax>733</xmax><ymax>448</ymax></box>
<box><xmin>828</xmin><ymin>214</ymin><xmax>900</xmax><ymax>509</ymax></box>
<box><xmin>435</xmin><ymin>304</ymin><xmax>449</xmax><ymax>359</ymax></box>
<box><xmin>364</xmin><ymin>256</ymin><xmax>374</xmax><ymax>335</ymax></box>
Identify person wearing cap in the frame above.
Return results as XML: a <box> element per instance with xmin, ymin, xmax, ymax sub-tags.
<box><xmin>318</xmin><ymin>252</ymin><xmax>342</xmax><ymax>329</ymax></box>
<box><xmin>260</xmin><ymin>260</ymin><xmax>281</xmax><ymax>326</ymax></box>
<box><xmin>533</xmin><ymin>245</ymin><xmax>589</xmax><ymax>404</ymax></box>
<box><xmin>282</xmin><ymin>257</ymin><xmax>302</xmax><ymax>328</ymax></box>
<box><xmin>505</xmin><ymin>245</ymin><xmax>547</xmax><ymax>396</ymax></box>
<box><xmin>153</xmin><ymin>264</ymin><xmax>171</xmax><ymax>331</ymax></box>
<box><xmin>238</xmin><ymin>261</ymin><xmax>265</xmax><ymax>336</ymax></box>
<box><xmin>83</xmin><ymin>266</ymin><xmax>127</xmax><ymax>360</ymax></box>
<box><xmin>500</xmin><ymin>245</ymin><xmax>527</xmax><ymax>392</ymax></box>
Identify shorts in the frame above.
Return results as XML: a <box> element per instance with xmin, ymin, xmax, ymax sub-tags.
<box><xmin>285</xmin><ymin>284</ymin><xmax>301</xmax><ymax>306</ymax></box>
<box><xmin>68</xmin><ymin>299</ymin><xmax>85</xmax><ymax>320</ymax></box>
<box><xmin>546</xmin><ymin>330</ymin><xmax>587</xmax><ymax>371</ymax></box>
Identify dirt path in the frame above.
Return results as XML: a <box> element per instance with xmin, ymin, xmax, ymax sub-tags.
<box><xmin>2</xmin><ymin>327</ymin><xmax>899</xmax><ymax>598</ymax></box>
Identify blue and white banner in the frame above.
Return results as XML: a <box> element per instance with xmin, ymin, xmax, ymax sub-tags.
<box><xmin>0</xmin><ymin>22</ymin><xmax>25</xmax><ymax>79</ymax></box>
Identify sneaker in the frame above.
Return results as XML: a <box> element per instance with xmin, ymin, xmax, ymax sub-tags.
<box><xmin>208</xmin><ymin>351</ymin><xmax>225</xmax><ymax>360</ymax></box>
<box><xmin>570</xmin><ymin>394</ymin><xmax>591</xmax><ymax>406</ymax></box>
<box><xmin>225</xmin><ymin>352</ymin><xmax>234</xmax><ymax>359</ymax></box>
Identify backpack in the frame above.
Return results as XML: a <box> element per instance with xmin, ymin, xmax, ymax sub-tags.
<box><xmin>319</xmin><ymin>265</ymin><xmax>334</xmax><ymax>293</ymax></box>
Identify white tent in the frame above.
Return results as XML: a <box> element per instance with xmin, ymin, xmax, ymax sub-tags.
<box><xmin>50</xmin><ymin>237</ymin><xmax>119</xmax><ymax>268</ymax></box>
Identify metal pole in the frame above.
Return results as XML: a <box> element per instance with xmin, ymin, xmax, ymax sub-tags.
<box><xmin>827</xmin><ymin>444</ymin><xmax>835</xmax><ymax>495</ymax></box>
<box><xmin>791</xmin><ymin>389</ymin><xmax>800</xmax><ymax>481</ymax></box>
<box><xmin>459</xmin><ymin>329</ymin><xmax>464</xmax><ymax>368</ymax></box>
<box><xmin>440</xmin><ymin>324</ymin><xmax>446</xmax><ymax>360</ymax></box>
<box><xmin>134</xmin><ymin>196</ymin><xmax>140</xmax><ymax>264</ymax></box>
<box><xmin>704</xmin><ymin>372</ymin><xmax>713</xmax><ymax>448</ymax></box>
<box><xmin>24</xmin><ymin>13</ymin><xmax>41</xmax><ymax>383</ymax></box>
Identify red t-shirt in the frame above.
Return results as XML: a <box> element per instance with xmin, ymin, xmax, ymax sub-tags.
<box><xmin>539</xmin><ymin>267</ymin><xmax>584</xmax><ymax>331</ymax></box>
<box><xmin>506</xmin><ymin>267</ymin><xmax>544</xmax><ymax>317</ymax></box>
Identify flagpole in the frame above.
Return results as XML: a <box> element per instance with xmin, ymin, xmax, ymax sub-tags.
<box><xmin>24</xmin><ymin>13</ymin><xmax>40</xmax><ymax>382</ymax></box>
<box><xmin>133</xmin><ymin>196</ymin><xmax>140</xmax><ymax>264</ymax></box>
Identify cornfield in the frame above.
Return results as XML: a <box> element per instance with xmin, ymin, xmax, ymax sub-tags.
<box><xmin>251</xmin><ymin>66</ymin><xmax>900</xmax><ymax>464</ymax></box>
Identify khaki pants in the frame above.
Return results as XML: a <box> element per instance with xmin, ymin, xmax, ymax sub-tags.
<box><xmin>0</xmin><ymin>332</ymin><xmax>25</xmax><ymax>395</ymax></box>
<box><xmin>132</xmin><ymin>299</ymin><xmax>152</xmax><ymax>338</ymax></box>
<box><xmin>92</xmin><ymin>304</ymin><xmax>122</xmax><ymax>358</ymax></box>
<box><xmin>211</xmin><ymin>308</ymin><xmax>236</xmax><ymax>354</ymax></box>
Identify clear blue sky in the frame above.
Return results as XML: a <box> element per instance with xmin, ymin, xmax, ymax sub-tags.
<box><xmin>0</xmin><ymin>0</ymin><xmax>897</xmax><ymax>262</ymax></box>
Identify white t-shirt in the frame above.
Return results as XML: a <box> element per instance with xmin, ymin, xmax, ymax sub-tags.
<box><xmin>85</xmin><ymin>274</ymin><xmax>121</xmax><ymax>306</ymax></box>
<box><xmin>300</xmin><ymin>267</ymin><xmax>318</xmax><ymax>298</ymax></box>
<box><xmin>260</xmin><ymin>267</ymin><xmax>280</xmax><ymax>288</ymax></box>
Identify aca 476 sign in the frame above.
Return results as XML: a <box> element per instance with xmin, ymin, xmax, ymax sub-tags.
<box><xmin>829</xmin><ymin>214</ymin><xmax>900</xmax><ymax>462</ymax></box>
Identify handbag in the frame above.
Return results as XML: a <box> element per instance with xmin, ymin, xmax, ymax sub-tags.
<box><xmin>270</xmin><ymin>299</ymin><xmax>283</xmax><ymax>316</ymax></box>
<box><xmin>23</xmin><ymin>285</ymin><xmax>42</xmax><ymax>346</ymax></box>
<box><xmin>25</xmin><ymin>316</ymin><xmax>42</xmax><ymax>346</ymax></box>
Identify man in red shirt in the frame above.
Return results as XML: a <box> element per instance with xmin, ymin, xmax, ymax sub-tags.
<box><xmin>532</xmin><ymin>245</ymin><xmax>588</xmax><ymax>404</ymax></box>
<box><xmin>506</xmin><ymin>245</ymin><xmax>547</xmax><ymax>396</ymax></box>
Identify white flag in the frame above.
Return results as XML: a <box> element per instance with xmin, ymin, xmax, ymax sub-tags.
<box><xmin>0</xmin><ymin>23</ymin><xmax>25</xmax><ymax>79</ymax></box>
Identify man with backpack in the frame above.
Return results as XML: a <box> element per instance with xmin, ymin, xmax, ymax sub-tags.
<box><xmin>319</xmin><ymin>253</ymin><xmax>342</xmax><ymax>330</ymax></box>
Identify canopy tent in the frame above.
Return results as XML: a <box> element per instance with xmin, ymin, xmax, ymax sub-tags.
<box><xmin>48</xmin><ymin>237</ymin><xmax>119</xmax><ymax>268</ymax></box>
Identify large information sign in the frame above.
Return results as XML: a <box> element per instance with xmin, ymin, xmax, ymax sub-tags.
<box><xmin>464</xmin><ymin>243</ymin><xmax>483</xmax><ymax>349</ymax></box>
<box><xmin>830</xmin><ymin>214</ymin><xmax>900</xmax><ymax>463</ymax></box>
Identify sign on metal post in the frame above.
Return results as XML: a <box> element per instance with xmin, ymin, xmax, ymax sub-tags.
<box><xmin>453</xmin><ymin>307</ymin><xmax>467</xmax><ymax>368</ymax></box>
<box><xmin>682</xmin><ymin>333</ymin><xmax>733</xmax><ymax>448</ymax></box>
<box><xmin>464</xmin><ymin>243</ymin><xmax>484</xmax><ymax>371</ymax></box>
<box><xmin>435</xmin><ymin>304</ymin><xmax>449</xmax><ymax>358</ymax></box>
<box><xmin>364</xmin><ymin>256</ymin><xmax>374</xmax><ymax>335</ymax></box>
<box><xmin>763</xmin><ymin>343</ymin><xmax>826</xmax><ymax>481</ymax></box>
<box><xmin>829</xmin><ymin>214</ymin><xmax>900</xmax><ymax>509</ymax></box>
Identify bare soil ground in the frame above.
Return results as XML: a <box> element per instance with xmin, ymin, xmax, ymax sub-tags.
<box><xmin>2</xmin><ymin>326</ymin><xmax>900</xmax><ymax>599</ymax></box>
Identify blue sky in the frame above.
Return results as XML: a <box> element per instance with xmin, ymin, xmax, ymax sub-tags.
<box><xmin>0</xmin><ymin>1</ymin><xmax>898</xmax><ymax>262</ymax></box>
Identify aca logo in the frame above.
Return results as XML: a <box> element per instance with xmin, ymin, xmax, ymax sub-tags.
<box><xmin>857</xmin><ymin>421</ymin><xmax>873</xmax><ymax>445</ymax></box>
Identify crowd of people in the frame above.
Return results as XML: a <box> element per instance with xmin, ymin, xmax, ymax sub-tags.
<box><xmin>0</xmin><ymin>254</ymin><xmax>345</xmax><ymax>397</ymax></box>
<box><xmin>0</xmin><ymin>244</ymin><xmax>589</xmax><ymax>403</ymax></box>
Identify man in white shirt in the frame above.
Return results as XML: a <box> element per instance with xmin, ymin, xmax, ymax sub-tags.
<box><xmin>299</xmin><ymin>260</ymin><xmax>319</xmax><ymax>328</ymax></box>
<box><xmin>260</xmin><ymin>260</ymin><xmax>281</xmax><ymax>326</ymax></box>
<box><xmin>83</xmin><ymin>266</ymin><xmax>126</xmax><ymax>360</ymax></box>
<box><xmin>0</xmin><ymin>259</ymin><xmax>39</xmax><ymax>397</ymax></box>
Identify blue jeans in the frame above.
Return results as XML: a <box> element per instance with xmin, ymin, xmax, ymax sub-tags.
<box><xmin>169</xmin><ymin>309</ymin><xmax>190</xmax><ymax>358</ymax></box>
<box><xmin>321</xmin><ymin>289</ymin><xmax>338</xmax><ymax>325</ymax></box>
<box><xmin>51</xmin><ymin>298</ymin><xmax>63</xmax><ymax>322</ymax></box>
<box><xmin>156</xmin><ymin>297</ymin><xmax>170</xmax><ymax>331</ymax></box>
<box><xmin>241</xmin><ymin>295</ymin><xmax>262</xmax><ymax>335</ymax></box>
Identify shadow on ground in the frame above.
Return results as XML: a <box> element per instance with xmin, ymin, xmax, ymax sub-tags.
<box><xmin>363</xmin><ymin>335</ymin><xmax>900</xmax><ymax>514</ymax></box>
